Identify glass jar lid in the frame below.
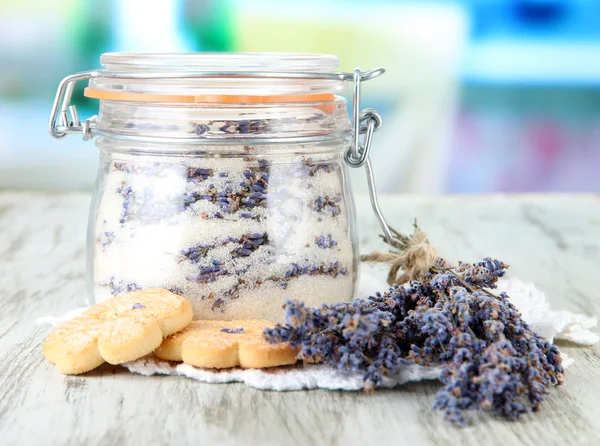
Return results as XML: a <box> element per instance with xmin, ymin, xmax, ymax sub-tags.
<box><xmin>87</xmin><ymin>52</ymin><xmax>349</xmax><ymax>98</ymax></box>
<box><xmin>100</xmin><ymin>52</ymin><xmax>340</xmax><ymax>73</ymax></box>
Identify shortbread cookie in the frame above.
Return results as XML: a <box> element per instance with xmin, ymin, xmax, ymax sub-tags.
<box><xmin>43</xmin><ymin>289</ymin><xmax>193</xmax><ymax>374</ymax></box>
<box><xmin>154</xmin><ymin>319</ymin><xmax>298</xmax><ymax>369</ymax></box>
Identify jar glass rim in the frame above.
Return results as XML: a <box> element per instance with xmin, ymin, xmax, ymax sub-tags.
<box><xmin>100</xmin><ymin>52</ymin><xmax>340</xmax><ymax>73</ymax></box>
<box><xmin>91</xmin><ymin>52</ymin><xmax>348</xmax><ymax>98</ymax></box>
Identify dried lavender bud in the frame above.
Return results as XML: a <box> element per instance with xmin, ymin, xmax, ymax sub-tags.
<box><xmin>315</xmin><ymin>234</ymin><xmax>337</xmax><ymax>249</ymax></box>
<box><xmin>195</xmin><ymin>123</ymin><xmax>210</xmax><ymax>135</ymax></box>
<box><xmin>117</xmin><ymin>184</ymin><xmax>134</xmax><ymax>223</ymax></box>
<box><xmin>114</xmin><ymin>162</ymin><xmax>135</xmax><ymax>173</ymax></box>
<box><xmin>287</xmin><ymin>157</ymin><xmax>337</xmax><ymax>178</ymax></box>
<box><xmin>97</xmin><ymin>231</ymin><xmax>116</xmax><ymax>249</ymax></box>
<box><xmin>187</xmin><ymin>167</ymin><xmax>214</xmax><ymax>183</ymax></box>
<box><xmin>232</xmin><ymin>232</ymin><xmax>268</xmax><ymax>257</ymax></box>
<box><xmin>264</xmin><ymin>258</ymin><xmax>563</xmax><ymax>426</ymax></box>
<box><xmin>220</xmin><ymin>327</ymin><xmax>245</xmax><ymax>334</ymax></box>
<box><xmin>167</xmin><ymin>286</ymin><xmax>184</xmax><ymax>296</ymax></box>
<box><xmin>181</xmin><ymin>233</ymin><xmax>269</xmax><ymax>264</ymax></box>
<box><xmin>180</xmin><ymin>163</ymin><xmax>270</xmax><ymax>215</ymax></box>
<box><xmin>132</xmin><ymin>303</ymin><xmax>145</xmax><ymax>309</ymax></box>
<box><xmin>208</xmin><ymin>119</ymin><xmax>269</xmax><ymax>134</ymax></box>
<box><xmin>312</xmin><ymin>195</ymin><xmax>342</xmax><ymax>217</ymax></box>
<box><xmin>277</xmin><ymin>261</ymin><xmax>347</xmax><ymax>283</ymax></box>
<box><xmin>186</xmin><ymin>260</ymin><xmax>228</xmax><ymax>283</ymax></box>
<box><xmin>191</xmin><ymin>116</ymin><xmax>326</xmax><ymax>136</ymax></box>
<box><xmin>222</xmin><ymin>279</ymin><xmax>246</xmax><ymax>301</ymax></box>
<box><xmin>456</xmin><ymin>258</ymin><xmax>508</xmax><ymax>288</ymax></box>
<box><xmin>211</xmin><ymin>297</ymin><xmax>225</xmax><ymax>311</ymax></box>
<box><xmin>104</xmin><ymin>277</ymin><xmax>142</xmax><ymax>295</ymax></box>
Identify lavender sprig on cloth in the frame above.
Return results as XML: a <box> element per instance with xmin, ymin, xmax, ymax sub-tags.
<box><xmin>264</xmin><ymin>226</ymin><xmax>563</xmax><ymax>426</ymax></box>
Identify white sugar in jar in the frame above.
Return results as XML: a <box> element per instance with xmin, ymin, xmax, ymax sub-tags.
<box><xmin>49</xmin><ymin>53</ymin><xmax>390</xmax><ymax>322</ymax></box>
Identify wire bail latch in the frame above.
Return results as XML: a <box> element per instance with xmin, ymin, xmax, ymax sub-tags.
<box><xmin>49</xmin><ymin>71</ymin><xmax>98</xmax><ymax>141</ymax></box>
<box><xmin>344</xmin><ymin>68</ymin><xmax>394</xmax><ymax>244</ymax></box>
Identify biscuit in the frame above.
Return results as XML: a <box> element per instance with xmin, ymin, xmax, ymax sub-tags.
<box><xmin>43</xmin><ymin>289</ymin><xmax>193</xmax><ymax>374</ymax></box>
<box><xmin>154</xmin><ymin>319</ymin><xmax>298</xmax><ymax>369</ymax></box>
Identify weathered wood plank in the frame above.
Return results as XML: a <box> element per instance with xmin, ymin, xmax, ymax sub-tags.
<box><xmin>1</xmin><ymin>192</ymin><xmax>598</xmax><ymax>446</ymax></box>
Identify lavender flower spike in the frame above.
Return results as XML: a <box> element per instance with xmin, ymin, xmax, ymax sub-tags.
<box><xmin>264</xmin><ymin>256</ymin><xmax>563</xmax><ymax>426</ymax></box>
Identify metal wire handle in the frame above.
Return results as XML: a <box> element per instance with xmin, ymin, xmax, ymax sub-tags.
<box><xmin>48</xmin><ymin>66</ymin><xmax>394</xmax><ymax>243</ymax></box>
<box><xmin>49</xmin><ymin>71</ymin><xmax>97</xmax><ymax>140</ymax></box>
<box><xmin>344</xmin><ymin>69</ymin><xmax>394</xmax><ymax>244</ymax></box>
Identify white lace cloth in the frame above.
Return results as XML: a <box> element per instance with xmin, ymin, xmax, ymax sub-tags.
<box><xmin>39</xmin><ymin>275</ymin><xmax>598</xmax><ymax>391</ymax></box>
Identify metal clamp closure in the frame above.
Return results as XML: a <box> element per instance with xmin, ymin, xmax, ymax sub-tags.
<box><xmin>49</xmin><ymin>67</ymin><xmax>386</xmax><ymax>142</ymax></box>
<box><xmin>49</xmin><ymin>71</ymin><xmax>98</xmax><ymax>140</ymax></box>
<box><xmin>344</xmin><ymin>68</ymin><xmax>393</xmax><ymax>244</ymax></box>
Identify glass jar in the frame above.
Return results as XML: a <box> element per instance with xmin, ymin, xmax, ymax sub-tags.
<box><xmin>49</xmin><ymin>53</ymin><xmax>391</xmax><ymax>322</ymax></box>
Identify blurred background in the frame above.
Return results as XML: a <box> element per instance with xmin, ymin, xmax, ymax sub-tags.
<box><xmin>1</xmin><ymin>0</ymin><xmax>599</xmax><ymax>193</ymax></box>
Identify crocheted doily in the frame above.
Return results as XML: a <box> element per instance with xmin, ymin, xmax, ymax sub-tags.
<box><xmin>39</xmin><ymin>275</ymin><xmax>598</xmax><ymax>391</ymax></box>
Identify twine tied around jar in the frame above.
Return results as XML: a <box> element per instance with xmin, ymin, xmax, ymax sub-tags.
<box><xmin>360</xmin><ymin>222</ymin><xmax>440</xmax><ymax>286</ymax></box>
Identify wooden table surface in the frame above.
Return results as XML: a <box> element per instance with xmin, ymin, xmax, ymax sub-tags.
<box><xmin>1</xmin><ymin>192</ymin><xmax>599</xmax><ymax>446</ymax></box>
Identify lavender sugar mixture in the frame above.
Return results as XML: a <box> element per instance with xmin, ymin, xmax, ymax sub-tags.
<box><xmin>264</xmin><ymin>229</ymin><xmax>564</xmax><ymax>426</ymax></box>
<box><xmin>92</xmin><ymin>148</ymin><xmax>356</xmax><ymax>320</ymax></box>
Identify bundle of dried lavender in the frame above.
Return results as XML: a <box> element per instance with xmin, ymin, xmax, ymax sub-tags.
<box><xmin>264</xmin><ymin>226</ymin><xmax>564</xmax><ymax>426</ymax></box>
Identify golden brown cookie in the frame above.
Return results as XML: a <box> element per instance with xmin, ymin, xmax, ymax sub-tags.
<box><xmin>43</xmin><ymin>289</ymin><xmax>193</xmax><ymax>374</ymax></box>
<box><xmin>154</xmin><ymin>319</ymin><xmax>298</xmax><ymax>369</ymax></box>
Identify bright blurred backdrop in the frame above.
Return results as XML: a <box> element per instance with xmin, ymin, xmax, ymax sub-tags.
<box><xmin>1</xmin><ymin>0</ymin><xmax>599</xmax><ymax>193</ymax></box>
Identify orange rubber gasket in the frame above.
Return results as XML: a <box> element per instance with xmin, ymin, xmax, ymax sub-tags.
<box><xmin>84</xmin><ymin>87</ymin><xmax>335</xmax><ymax>104</ymax></box>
